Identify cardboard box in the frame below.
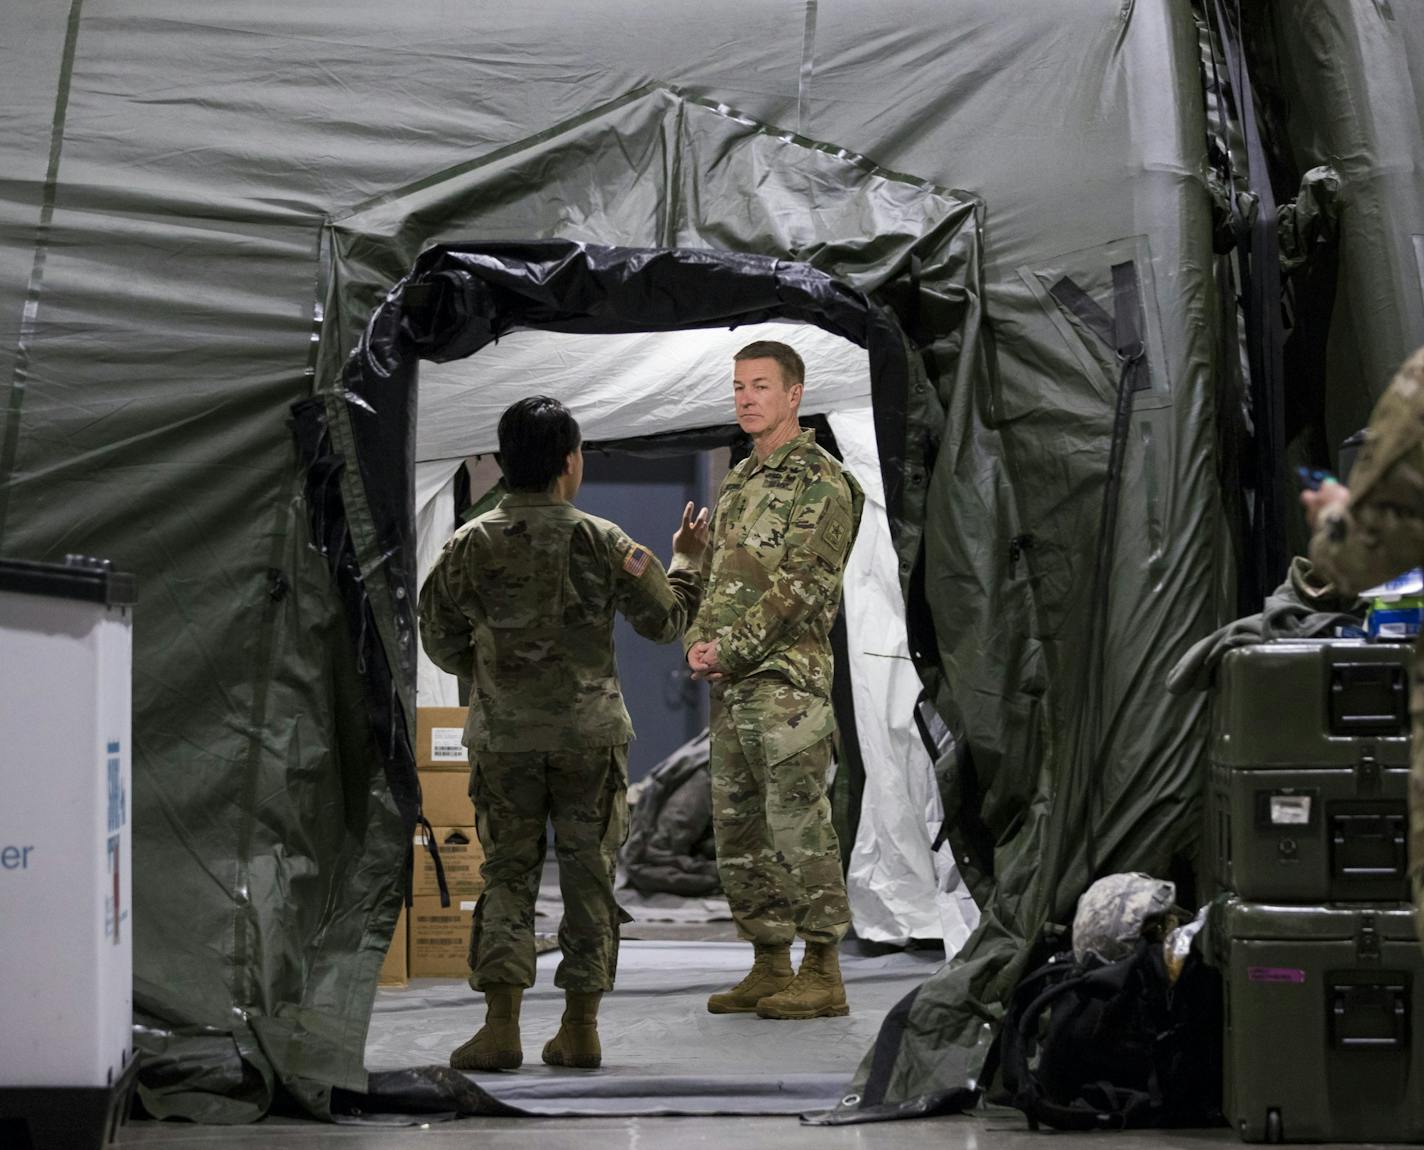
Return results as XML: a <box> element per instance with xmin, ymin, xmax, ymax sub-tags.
<box><xmin>419</xmin><ymin>768</ymin><xmax>475</xmax><ymax>826</ymax></box>
<box><xmin>378</xmin><ymin>907</ymin><xmax>408</xmax><ymax>986</ymax></box>
<box><xmin>417</xmin><ymin>706</ymin><xmax>468</xmax><ymax>768</ymax></box>
<box><xmin>409</xmin><ymin>894</ymin><xmax>479</xmax><ymax>978</ymax></box>
<box><xmin>414</xmin><ymin>826</ymin><xmax>485</xmax><ymax>898</ymax></box>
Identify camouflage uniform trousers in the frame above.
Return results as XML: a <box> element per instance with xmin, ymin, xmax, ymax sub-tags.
<box><xmin>466</xmin><ymin>745</ymin><xmax>630</xmax><ymax>992</ymax></box>
<box><xmin>709</xmin><ymin>675</ymin><xmax>849</xmax><ymax>946</ymax></box>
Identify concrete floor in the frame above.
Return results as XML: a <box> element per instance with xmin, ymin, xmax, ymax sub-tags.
<box><xmin>95</xmin><ymin>869</ymin><xmax>1386</xmax><ymax>1149</ymax></box>
<box><xmin>117</xmin><ymin>1111</ymin><xmax>1277</xmax><ymax>1150</ymax></box>
<box><xmin>115</xmin><ymin>1111</ymin><xmax>1403</xmax><ymax>1150</ymax></box>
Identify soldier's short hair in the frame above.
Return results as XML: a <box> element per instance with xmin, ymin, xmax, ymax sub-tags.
<box><xmin>497</xmin><ymin>396</ymin><xmax>582</xmax><ymax>492</ymax></box>
<box><xmin>734</xmin><ymin>340</ymin><xmax>805</xmax><ymax>389</ymax></box>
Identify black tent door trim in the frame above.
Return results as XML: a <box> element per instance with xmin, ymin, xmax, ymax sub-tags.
<box><xmin>279</xmin><ymin>239</ymin><xmax>949</xmax><ymax>1119</ymax></box>
<box><xmin>300</xmin><ymin>241</ymin><xmax>947</xmax><ymax>851</ymax></box>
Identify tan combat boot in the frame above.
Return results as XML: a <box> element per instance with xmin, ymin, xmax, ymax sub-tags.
<box><xmin>706</xmin><ymin>943</ymin><xmax>795</xmax><ymax>1014</ymax></box>
<box><xmin>756</xmin><ymin>941</ymin><xmax>849</xmax><ymax>1019</ymax></box>
<box><xmin>450</xmin><ymin>984</ymin><xmax>524</xmax><ymax>1070</ymax></box>
<box><xmin>542</xmin><ymin>990</ymin><xmax>604</xmax><ymax>1069</ymax></box>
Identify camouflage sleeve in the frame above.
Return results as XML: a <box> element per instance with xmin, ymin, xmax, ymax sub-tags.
<box><xmin>1309</xmin><ymin>456</ymin><xmax>1424</xmax><ymax>595</ymax></box>
<box><xmin>611</xmin><ymin>532</ymin><xmax>703</xmax><ymax>645</ymax></box>
<box><xmin>716</xmin><ymin>471</ymin><xmax>856</xmax><ymax>677</ymax></box>
<box><xmin>417</xmin><ymin>541</ymin><xmax>473</xmax><ymax>679</ymax></box>
<box><xmin>682</xmin><ymin>503</ymin><xmax>718</xmax><ymax>655</ymax></box>
<box><xmin>1310</xmin><ymin>349</ymin><xmax>1424</xmax><ymax>595</ymax></box>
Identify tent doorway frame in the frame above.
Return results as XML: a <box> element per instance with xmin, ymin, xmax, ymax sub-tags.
<box><xmin>296</xmin><ymin>240</ymin><xmax>959</xmax><ymax>858</ymax></box>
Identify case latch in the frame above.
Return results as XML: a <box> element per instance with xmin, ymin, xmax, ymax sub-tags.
<box><xmin>1355</xmin><ymin>914</ymin><xmax>1382</xmax><ymax>964</ymax></box>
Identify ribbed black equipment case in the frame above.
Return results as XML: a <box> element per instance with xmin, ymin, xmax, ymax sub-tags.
<box><xmin>1209</xmin><ymin>640</ymin><xmax>1412</xmax><ymax>903</ymax></box>
<box><xmin>1213</xmin><ymin>897</ymin><xmax>1424</xmax><ymax>1143</ymax></box>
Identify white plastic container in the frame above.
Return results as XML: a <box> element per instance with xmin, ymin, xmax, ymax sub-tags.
<box><xmin>0</xmin><ymin>556</ymin><xmax>134</xmax><ymax>1089</ymax></box>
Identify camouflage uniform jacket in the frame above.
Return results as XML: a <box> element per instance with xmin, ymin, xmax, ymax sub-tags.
<box><xmin>686</xmin><ymin>428</ymin><xmax>864</xmax><ymax>699</ymax></box>
<box><xmin>1310</xmin><ymin>347</ymin><xmax>1424</xmax><ymax>926</ymax></box>
<box><xmin>1310</xmin><ymin>347</ymin><xmax>1424</xmax><ymax>610</ymax></box>
<box><xmin>418</xmin><ymin>492</ymin><xmax>701</xmax><ymax>751</ymax></box>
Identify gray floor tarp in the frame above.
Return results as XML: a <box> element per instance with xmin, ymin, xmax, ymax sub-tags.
<box><xmin>365</xmin><ymin>942</ymin><xmax>941</xmax><ymax>1117</ymax></box>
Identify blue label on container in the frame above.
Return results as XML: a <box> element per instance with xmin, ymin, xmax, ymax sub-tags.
<box><xmin>106</xmin><ymin>741</ymin><xmax>126</xmax><ymax>832</ymax></box>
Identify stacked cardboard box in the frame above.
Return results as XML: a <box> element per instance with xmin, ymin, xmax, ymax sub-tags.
<box><xmin>414</xmin><ymin>827</ymin><xmax>484</xmax><ymax>898</ymax></box>
<box><xmin>418</xmin><ymin>768</ymin><xmax>475</xmax><ymax>827</ymax></box>
<box><xmin>410</xmin><ymin>707</ymin><xmax>483</xmax><ymax>978</ymax></box>
<box><xmin>410</xmin><ymin>894</ymin><xmax>481</xmax><ymax>978</ymax></box>
<box><xmin>417</xmin><ymin>706</ymin><xmax>469</xmax><ymax>770</ymax></box>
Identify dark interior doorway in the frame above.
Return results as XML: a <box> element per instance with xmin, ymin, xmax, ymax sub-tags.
<box><xmin>578</xmin><ymin>448</ymin><xmax>715</xmax><ymax>783</ymax></box>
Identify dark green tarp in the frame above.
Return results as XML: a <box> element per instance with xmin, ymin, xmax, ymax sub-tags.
<box><xmin>2</xmin><ymin>0</ymin><xmax>1417</xmax><ymax>1126</ymax></box>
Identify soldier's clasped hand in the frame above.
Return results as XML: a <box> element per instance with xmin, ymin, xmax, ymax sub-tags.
<box><xmin>687</xmin><ymin>639</ymin><xmax>725</xmax><ymax>682</ymax></box>
<box><xmin>673</xmin><ymin>501</ymin><xmax>711</xmax><ymax>557</ymax></box>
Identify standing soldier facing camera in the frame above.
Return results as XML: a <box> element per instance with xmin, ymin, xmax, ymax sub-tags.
<box><xmin>687</xmin><ymin>340</ymin><xmax>864</xmax><ymax>1019</ymax></box>
<box><xmin>419</xmin><ymin>396</ymin><xmax>708</xmax><ymax>1071</ymax></box>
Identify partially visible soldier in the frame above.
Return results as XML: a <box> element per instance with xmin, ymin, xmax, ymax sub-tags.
<box><xmin>419</xmin><ymin>396</ymin><xmax>708</xmax><ymax>1071</ymax></box>
<box><xmin>687</xmin><ymin>340</ymin><xmax>864</xmax><ymax>1019</ymax></box>
<box><xmin>1305</xmin><ymin>346</ymin><xmax>1424</xmax><ymax>949</ymax></box>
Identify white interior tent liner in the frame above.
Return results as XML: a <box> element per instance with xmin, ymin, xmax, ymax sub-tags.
<box><xmin>411</xmin><ymin>323</ymin><xmax>980</xmax><ymax>948</ymax></box>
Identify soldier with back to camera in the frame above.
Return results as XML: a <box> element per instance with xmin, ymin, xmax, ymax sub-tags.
<box><xmin>419</xmin><ymin>396</ymin><xmax>707</xmax><ymax>1071</ymax></box>
<box><xmin>687</xmin><ymin>340</ymin><xmax>864</xmax><ymax>1019</ymax></box>
<box><xmin>1304</xmin><ymin>345</ymin><xmax>1424</xmax><ymax>949</ymax></box>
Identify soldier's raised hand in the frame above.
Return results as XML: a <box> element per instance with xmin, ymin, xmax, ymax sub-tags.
<box><xmin>673</xmin><ymin>501</ymin><xmax>711</xmax><ymax>557</ymax></box>
<box><xmin>1301</xmin><ymin>481</ymin><xmax>1349</xmax><ymax>531</ymax></box>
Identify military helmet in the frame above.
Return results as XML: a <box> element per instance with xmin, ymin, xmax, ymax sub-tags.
<box><xmin>1071</xmin><ymin>872</ymin><xmax>1180</xmax><ymax>966</ymax></box>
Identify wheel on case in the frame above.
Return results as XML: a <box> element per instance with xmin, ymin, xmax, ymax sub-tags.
<box><xmin>1265</xmin><ymin>1109</ymin><xmax>1283</xmax><ymax>1143</ymax></box>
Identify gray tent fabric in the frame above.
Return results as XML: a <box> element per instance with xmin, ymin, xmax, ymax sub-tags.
<box><xmin>311</xmin><ymin>130</ymin><xmax>983</xmax><ymax>1121</ymax></box>
<box><xmin>817</xmin><ymin>5</ymin><xmax>1228</xmax><ymax>1122</ymax></box>
<box><xmin>0</xmin><ymin>0</ymin><xmax>1201</xmax><ymax>1125</ymax></box>
<box><xmin>622</xmin><ymin>731</ymin><xmax>721</xmax><ymax>899</ymax></box>
<box><xmin>3</xmin><ymin>0</ymin><xmax>1420</xmax><ymax>1128</ymax></box>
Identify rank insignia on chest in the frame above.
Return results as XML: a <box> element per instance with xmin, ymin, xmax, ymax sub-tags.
<box><xmin>622</xmin><ymin>545</ymin><xmax>652</xmax><ymax>577</ymax></box>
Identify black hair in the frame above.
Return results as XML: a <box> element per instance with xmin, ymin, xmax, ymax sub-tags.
<box><xmin>733</xmin><ymin>340</ymin><xmax>805</xmax><ymax>388</ymax></box>
<box><xmin>495</xmin><ymin>396</ymin><xmax>581</xmax><ymax>492</ymax></box>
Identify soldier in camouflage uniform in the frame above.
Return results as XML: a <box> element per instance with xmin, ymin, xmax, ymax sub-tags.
<box><xmin>419</xmin><ymin>396</ymin><xmax>707</xmax><ymax>1071</ymax></box>
<box><xmin>687</xmin><ymin>341</ymin><xmax>864</xmax><ymax>1020</ymax></box>
<box><xmin>1306</xmin><ymin>346</ymin><xmax>1424</xmax><ymax>950</ymax></box>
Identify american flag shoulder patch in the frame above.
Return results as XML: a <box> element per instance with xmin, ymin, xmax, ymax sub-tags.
<box><xmin>622</xmin><ymin>544</ymin><xmax>652</xmax><ymax>577</ymax></box>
